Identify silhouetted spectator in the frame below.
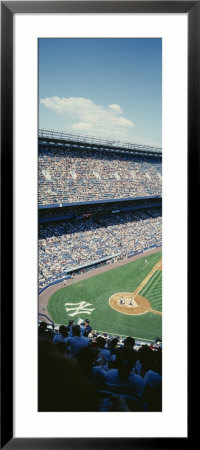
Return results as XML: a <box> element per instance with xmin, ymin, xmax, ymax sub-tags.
<box><xmin>80</xmin><ymin>319</ymin><xmax>92</xmax><ymax>337</ymax></box>
<box><xmin>96</xmin><ymin>336</ymin><xmax>112</xmax><ymax>367</ymax></box>
<box><xmin>38</xmin><ymin>338</ymin><xmax>99</xmax><ymax>411</ymax></box>
<box><xmin>105</xmin><ymin>347</ymin><xmax>145</xmax><ymax>399</ymax></box>
<box><xmin>65</xmin><ymin>324</ymin><xmax>90</xmax><ymax>357</ymax></box>
<box><xmin>53</xmin><ymin>325</ymin><xmax>68</xmax><ymax>346</ymax></box>
<box><xmin>38</xmin><ymin>321</ymin><xmax>54</xmax><ymax>340</ymax></box>
<box><xmin>66</xmin><ymin>319</ymin><xmax>74</xmax><ymax>337</ymax></box>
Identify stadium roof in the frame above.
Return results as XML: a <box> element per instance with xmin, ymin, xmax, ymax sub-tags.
<box><xmin>38</xmin><ymin>128</ymin><xmax>162</xmax><ymax>156</ymax></box>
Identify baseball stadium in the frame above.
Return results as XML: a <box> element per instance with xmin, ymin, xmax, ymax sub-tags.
<box><xmin>38</xmin><ymin>129</ymin><xmax>162</xmax><ymax>412</ymax></box>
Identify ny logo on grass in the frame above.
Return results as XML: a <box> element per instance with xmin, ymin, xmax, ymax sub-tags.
<box><xmin>65</xmin><ymin>301</ymin><xmax>95</xmax><ymax>317</ymax></box>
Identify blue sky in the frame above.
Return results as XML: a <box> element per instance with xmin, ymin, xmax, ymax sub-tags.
<box><xmin>39</xmin><ymin>38</ymin><xmax>162</xmax><ymax>147</ymax></box>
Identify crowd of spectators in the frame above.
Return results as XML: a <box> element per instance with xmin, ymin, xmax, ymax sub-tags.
<box><xmin>39</xmin><ymin>197</ymin><xmax>161</xmax><ymax>221</ymax></box>
<box><xmin>38</xmin><ymin>321</ymin><xmax>162</xmax><ymax>412</ymax></box>
<box><xmin>38</xmin><ymin>208</ymin><xmax>162</xmax><ymax>289</ymax></box>
<box><xmin>38</xmin><ymin>147</ymin><xmax>162</xmax><ymax>205</ymax></box>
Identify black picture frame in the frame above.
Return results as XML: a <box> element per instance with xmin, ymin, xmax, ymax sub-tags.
<box><xmin>1</xmin><ymin>1</ymin><xmax>198</xmax><ymax>449</ymax></box>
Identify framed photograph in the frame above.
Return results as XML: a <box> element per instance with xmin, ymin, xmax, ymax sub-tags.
<box><xmin>1</xmin><ymin>0</ymin><xmax>197</xmax><ymax>448</ymax></box>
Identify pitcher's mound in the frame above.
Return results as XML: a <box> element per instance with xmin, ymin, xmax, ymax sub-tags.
<box><xmin>109</xmin><ymin>292</ymin><xmax>152</xmax><ymax>315</ymax></box>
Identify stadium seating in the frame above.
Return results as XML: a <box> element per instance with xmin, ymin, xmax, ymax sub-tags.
<box><xmin>38</xmin><ymin>208</ymin><xmax>162</xmax><ymax>289</ymax></box>
<box><xmin>38</xmin><ymin>147</ymin><xmax>162</xmax><ymax>205</ymax></box>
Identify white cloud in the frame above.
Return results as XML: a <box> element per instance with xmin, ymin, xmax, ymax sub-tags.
<box><xmin>108</xmin><ymin>103</ymin><xmax>122</xmax><ymax>113</ymax></box>
<box><xmin>114</xmin><ymin>117</ymin><xmax>133</xmax><ymax>127</ymax></box>
<box><xmin>40</xmin><ymin>96</ymin><xmax>135</xmax><ymax>139</ymax></box>
<box><xmin>71</xmin><ymin>122</ymin><xmax>93</xmax><ymax>131</ymax></box>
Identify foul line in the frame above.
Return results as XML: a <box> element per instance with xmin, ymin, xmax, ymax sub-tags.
<box><xmin>134</xmin><ymin>304</ymin><xmax>162</xmax><ymax>315</ymax></box>
<box><xmin>132</xmin><ymin>259</ymin><xmax>162</xmax><ymax>300</ymax></box>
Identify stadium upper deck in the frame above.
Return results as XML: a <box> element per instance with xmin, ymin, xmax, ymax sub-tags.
<box><xmin>39</xmin><ymin>129</ymin><xmax>162</xmax><ymax>207</ymax></box>
<box><xmin>39</xmin><ymin>128</ymin><xmax>162</xmax><ymax>157</ymax></box>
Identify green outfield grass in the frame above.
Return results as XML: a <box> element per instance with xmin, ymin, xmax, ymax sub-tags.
<box><xmin>47</xmin><ymin>251</ymin><xmax>162</xmax><ymax>341</ymax></box>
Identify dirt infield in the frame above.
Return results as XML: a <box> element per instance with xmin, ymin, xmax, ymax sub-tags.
<box><xmin>39</xmin><ymin>246</ymin><xmax>162</xmax><ymax>321</ymax></box>
<box><xmin>109</xmin><ymin>293</ymin><xmax>152</xmax><ymax>315</ymax></box>
<box><xmin>109</xmin><ymin>293</ymin><xmax>162</xmax><ymax>316</ymax></box>
<box><xmin>109</xmin><ymin>259</ymin><xmax>162</xmax><ymax>316</ymax></box>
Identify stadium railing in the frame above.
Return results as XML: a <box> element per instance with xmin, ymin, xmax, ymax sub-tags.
<box><xmin>39</xmin><ymin>127</ymin><xmax>162</xmax><ymax>155</ymax></box>
<box><xmin>38</xmin><ymin>313</ymin><xmax>55</xmax><ymax>330</ymax></box>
